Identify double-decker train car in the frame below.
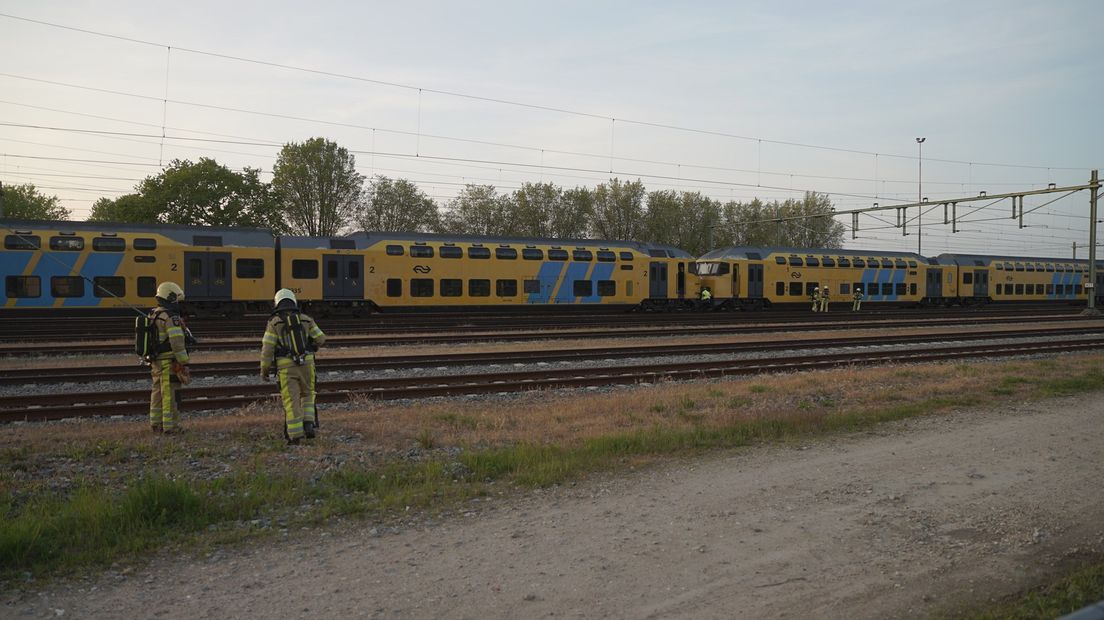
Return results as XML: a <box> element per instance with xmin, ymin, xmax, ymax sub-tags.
<box><xmin>934</xmin><ymin>253</ymin><xmax>1104</xmax><ymax>305</ymax></box>
<box><xmin>693</xmin><ymin>247</ymin><xmax>927</xmax><ymax>310</ymax></box>
<box><xmin>280</xmin><ymin>231</ymin><xmax>696</xmax><ymax>314</ymax></box>
<box><xmin>0</xmin><ymin>219</ymin><xmax>274</xmax><ymax>315</ymax></box>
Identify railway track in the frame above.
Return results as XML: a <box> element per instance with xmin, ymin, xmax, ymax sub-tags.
<box><xmin>0</xmin><ymin>314</ymin><xmax>1093</xmax><ymax>357</ymax></box>
<box><xmin>2</xmin><ymin>325</ymin><xmax>1100</xmax><ymax>386</ymax></box>
<box><xmin>3</xmin><ymin>334</ymin><xmax>1102</xmax><ymax>423</ymax></box>
<box><xmin>0</xmin><ymin>306</ymin><xmax>1086</xmax><ymax>342</ymax></box>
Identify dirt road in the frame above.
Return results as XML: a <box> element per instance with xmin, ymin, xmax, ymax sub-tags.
<box><xmin>8</xmin><ymin>394</ymin><xmax>1104</xmax><ymax>619</ymax></box>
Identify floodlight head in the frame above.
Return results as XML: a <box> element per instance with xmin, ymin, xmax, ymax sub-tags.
<box><xmin>916</xmin><ymin>137</ymin><xmax>926</xmax><ymax>144</ymax></box>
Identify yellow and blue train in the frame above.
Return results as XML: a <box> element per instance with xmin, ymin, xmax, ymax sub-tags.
<box><xmin>0</xmin><ymin>219</ymin><xmax>695</xmax><ymax>316</ymax></box>
<box><xmin>693</xmin><ymin>246</ymin><xmax>1104</xmax><ymax>310</ymax></box>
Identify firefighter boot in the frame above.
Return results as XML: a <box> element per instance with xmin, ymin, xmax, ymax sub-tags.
<box><xmin>304</xmin><ymin>421</ymin><xmax>317</xmax><ymax>439</ymax></box>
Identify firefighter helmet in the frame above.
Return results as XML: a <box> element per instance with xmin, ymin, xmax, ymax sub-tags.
<box><xmin>155</xmin><ymin>282</ymin><xmax>185</xmax><ymax>303</ymax></box>
<box><xmin>274</xmin><ymin>288</ymin><xmax>298</xmax><ymax>307</ymax></box>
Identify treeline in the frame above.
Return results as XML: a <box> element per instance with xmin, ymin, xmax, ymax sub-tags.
<box><xmin>2</xmin><ymin>137</ymin><xmax>845</xmax><ymax>255</ymax></box>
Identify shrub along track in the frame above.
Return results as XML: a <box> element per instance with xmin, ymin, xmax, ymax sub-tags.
<box><xmin>2</xmin><ymin>332</ymin><xmax>1103</xmax><ymax>422</ymax></box>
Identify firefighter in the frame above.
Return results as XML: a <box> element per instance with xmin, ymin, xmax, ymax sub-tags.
<box><xmin>852</xmin><ymin>287</ymin><xmax>864</xmax><ymax>311</ymax></box>
<box><xmin>810</xmin><ymin>286</ymin><xmax>820</xmax><ymax>312</ymax></box>
<box><xmin>148</xmin><ymin>282</ymin><xmax>191</xmax><ymax>434</ymax></box>
<box><xmin>819</xmin><ymin>286</ymin><xmax>830</xmax><ymax>312</ymax></box>
<box><xmin>260</xmin><ymin>289</ymin><xmax>326</xmax><ymax>445</ymax></box>
<box><xmin>699</xmin><ymin>286</ymin><xmax>712</xmax><ymax>310</ymax></box>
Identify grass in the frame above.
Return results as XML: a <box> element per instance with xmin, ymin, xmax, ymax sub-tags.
<box><xmin>961</xmin><ymin>560</ymin><xmax>1104</xmax><ymax>619</ymax></box>
<box><xmin>3</xmin><ymin>354</ymin><xmax>1104</xmax><ymax>584</ymax></box>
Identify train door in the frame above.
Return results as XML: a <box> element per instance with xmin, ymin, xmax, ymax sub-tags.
<box><xmin>649</xmin><ymin>262</ymin><xmax>668</xmax><ymax>298</ymax></box>
<box><xmin>184</xmin><ymin>251</ymin><xmax>232</xmax><ymax>299</ymax></box>
<box><xmin>322</xmin><ymin>254</ymin><xmax>364</xmax><ymax>299</ymax></box>
<box><xmin>926</xmin><ymin>268</ymin><xmax>943</xmax><ymax>299</ymax></box>
<box><xmin>747</xmin><ymin>264</ymin><xmax>764</xmax><ymax>298</ymax></box>
<box><xmin>973</xmin><ymin>270</ymin><xmax>988</xmax><ymax>298</ymax></box>
<box><xmin>676</xmin><ymin>262</ymin><xmax>686</xmax><ymax>299</ymax></box>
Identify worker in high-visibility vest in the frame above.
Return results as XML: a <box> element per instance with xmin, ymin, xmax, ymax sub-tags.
<box><xmin>852</xmin><ymin>288</ymin><xmax>864</xmax><ymax>311</ymax></box>
<box><xmin>819</xmin><ymin>286</ymin><xmax>830</xmax><ymax>312</ymax></box>
<box><xmin>811</xmin><ymin>286</ymin><xmax>820</xmax><ymax>312</ymax></box>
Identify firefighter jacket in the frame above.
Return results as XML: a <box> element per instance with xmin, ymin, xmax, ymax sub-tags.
<box><xmin>153</xmin><ymin>306</ymin><xmax>190</xmax><ymax>364</ymax></box>
<box><xmin>260</xmin><ymin>312</ymin><xmax>326</xmax><ymax>371</ymax></box>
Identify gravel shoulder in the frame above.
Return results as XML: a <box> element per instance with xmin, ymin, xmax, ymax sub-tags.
<box><xmin>8</xmin><ymin>392</ymin><xmax>1104</xmax><ymax>619</ymax></box>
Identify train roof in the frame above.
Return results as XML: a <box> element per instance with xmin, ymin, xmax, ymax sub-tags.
<box><xmin>933</xmin><ymin>253</ymin><xmax>1103</xmax><ymax>267</ymax></box>
<box><xmin>0</xmin><ymin>218</ymin><xmax>275</xmax><ymax>247</ymax></box>
<box><xmin>281</xmin><ymin>230</ymin><xmax>693</xmax><ymax>258</ymax></box>
<box><xmin>698</xmin><ymin>246</ymin><xmax>927</xmax><ymax>261</ymax></box>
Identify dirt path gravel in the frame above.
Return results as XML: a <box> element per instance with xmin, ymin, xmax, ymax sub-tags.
<box><xmin>9</xmin><ymin>393</ymin><xmax>1104</xmax><ymax>619</ymax></box>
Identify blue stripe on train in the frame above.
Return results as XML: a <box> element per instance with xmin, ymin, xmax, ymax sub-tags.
<box><xmin>527</xmin><ymin>262</ymin><xmax>564</xmax><ymax>304</ymax></box>
<box><xmin>581</xmin><ymin>263</ymin><xmax>615</xmax><ymax>303</ymax></box>
<box><xmin>0</xmin><ymin>251</ymin><xmax>34</xmax><ymax>305</ymax></box>
<box><xmin>554</xmin><ymin>262</ymin><xmax>591</xmax><ymax>303</ymax></box>
<box><xmin>64</xmin><ymin>253</ymin><xmax>124</xmax><ymax>306</ymax></box>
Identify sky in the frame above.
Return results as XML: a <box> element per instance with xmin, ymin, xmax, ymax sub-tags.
<box><xmin>0</xmin><ymin>0</ymin><xmax>1101</xmax><ymax>257</ymax></box>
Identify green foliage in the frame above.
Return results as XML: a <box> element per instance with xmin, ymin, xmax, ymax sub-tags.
<box><xmin>439</xmin><ymin>184</ymin><xmax>513</xmax><ymax>235</ymax></box>
<box><xmin>0</xmin><ymin>183</ymin><xmax>70</xmax><ymax>220</ymax></box>
<box><xmin>712</xmin><ymin>192</ymin><xmax>845</xmax><ymax>250</ymax></box>
<box><xmin>962</xmin><ymin>560</ymin><xmax>1104</xmax><ymax>619</ymax></box>
<box><xmin>272</xmin><ymin>137</ymin><xmax>363</xmax><ymax>236</ymax></box>
<box><xmin>87</xmin><ymin>193</ymin><xmax>160</xmax><ymax>224</ymax></box>
<box><xmin>591</xmin><ymin>178</ymin><xmax>646</xmax><ymax>240</ymax></box>
<box><xmin>642</xmin><ymin>190</ymin><xmax>723</xmax><ymax>255</ymax></box>
<box><xmin>511</xmin><ymin>182</ymin><xmax>592</xmax><ymax>239</ymax></box>
<box><xmin>359</xmin><ymin>175</ymin><xmax>439</xmax><ymax>232</ymax></box>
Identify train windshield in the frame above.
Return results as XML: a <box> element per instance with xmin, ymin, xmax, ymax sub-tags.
<box><xmin>693</xmin><ymin>261</ymin><xmax>729</xmax><ymax>275</ymax></box>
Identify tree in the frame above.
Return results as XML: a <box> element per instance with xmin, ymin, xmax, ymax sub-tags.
<box><xmin>439</xmin><ymin>184</ymin><xmax>513</xmax><ymax>236</ymax></box>
<box><xmin>272</xmin><ymin>137</ymin><xmax>363</xmax><ymax>236</ymax></box>
<box><xmin>510</xmin><ymin>182</ymin><xmax>593</xmax><ymax>239</ymax></box>
<box><xmin>643</xmin><ymin>190</ymin><xmax>722</xmax><ymax>255</ymax></box>
<box><xmin>358</xmin><ymin>176</ymin><xmax>439</xmax><ymax>232</ymax></box>
<box><xmin>87</xmin><ymin>194</ymin><xmax>160</xmax><ymax>224</ymax></box>
<box><xmin>0</xmin><ymin>183</ymin><xmax>70</xmax><ymax>220</ymax></box>
<box><xmin>589</xmin><ymin>178</ymin><xmax>645</xmax><ymax>240</ymax></box>
<box><xmin>721</xmin><ymin>192</ymin><xmax>845</xmax><ymax>248</ymax></box>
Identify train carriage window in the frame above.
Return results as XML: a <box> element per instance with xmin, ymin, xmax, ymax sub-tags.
<box><xmin>386</xmin><ymin>279</ymin><xmax>402</xmax><ymax>297</ymax></box>
<box><xmin>597</xmin><ymin>251</ymin><xmax>616</xmax><ymax>262</ymax></box>
<box><xmin>788</xmin><ymin>257</ymin><xmax>803</xmax><ymax>267</ymax></box>
<box><xmin>963</xmin><ymin>273</ymin><xmax>973</xmax><ymax>284</ymax></box>
<box><xmin>496</xmin><ymin>279</ymin><xmax>517</xmax><ymax>296</ymax></box>
<box><xmin>1025</xmin><ymin>264</ymin><xmax>1035</xmax><ymax>272</ymax></box>
<box><xmin>1003</xmin><ymin>262</ymin><xmax>1013</xmax><ymax>270</ymax></box>
<box><xmin>853</xmin><ymin>282</ymin><xmax>863</xmax><ymax>294</ymax></box>
<box><xmin>192</xmin><ymin>235</ymin><xmax>221</xmax><ymax>247</ymax></box>
<box><xmin>822</xmin><ymin>257</ymin><xmax>836</xmax><ymax>267</ymax></box>
<box><xmin>134</xmin><ymin>256</ymin><xmax>155</xmax><ymax>263</ymax></box>
<box><xmin>386</xmin><ymin>245</ymin><xmax>404</xmax><ymax>256</ymax></box>
<box><xmin>573</xmin><ymin>280</ymin><xmax>592</xmax><ymax>296</ymax></box>
<box><xmin>326</xmin><ymin>260</ymin><xmax>338</xmax><ymax>279</ymax></box>
<box><xmin>5</xmin><ymin>276</ymin><xmax>40</xmax><ymax>298</ymax></box>
<box><xmin>214</xmin><ymin>259</ymin><xmax>227</xmax><ymax>280</ymax></box>
<box><xmin>548</xmin><ymin>249</ymin><xmax>568</xmax><ymax>261</ymax></box>
<box><xmin>908</xmin><ymin>261</ymin><xmax>917</xmax><ymax>268</ymax></box>
<box><xmin>440</xmin><ymin>279</ymin><xmax>462</xmax><ymax>297</ymax></box>
<box><xmin>469</xmin><ymin>279</ymin><xmax>490</xmax><ymax>296</ymax></box>
<box><xmin>410</xmin><ymin>246</ymin><xmax>434</xmax><ymax>258</ymax></box>
<box><xmin>1046</xmin><ymin>284</ymin><xmax>1054</xmax><ymax>295</ymax></box>
<box><xmin>410</xmin><ymin>279</ymin><xmax>434</xmax><ymax>297</ymax></box>
<box><xmin>440</xmin><ymin>246</ymin><xmax>462</xmax><ymax>259</ymax></box>
<box><xmin>1076</xmin><ymin>284</ymin><xmax>1084</xmax><ymax>295</ymax></box>
<box><xmin>522</xmin><ymin>249</ymin><xmax>544</xmax><ymax>260</ymax></box>
<box><xmin>1014</xmin><ymin>263</ymin><xmax>1024</xmax><ymax>271</ymax></box>
<box><xmin>189</xmin><ymin>258</ymin><xmax>203</xmax><ymax>278</ymax></box>
<box><xmin>619</xmin><ymin>251</ymin><xmax>634</xmax><ymax>261</ymax></box>
<box><xmin>895</xmin><ymin>260</ymin><xmax>907</xmax><ymax>269</ymax></box>
<box><xmin>51</xmin><ymin>276</ymin><xmax>84</xmax><ymax>297</ymax></box>
<box><xmin>329</xmin><ymin>239</ymin><xmax>355</xmax><ymax>250</ymax></box>
<box><xmin>1015</xmin><ymin>284</ymin><xmax>1024</xmax><ymax>295</ymax></box>
<box><xmin>867</xmin><ymin>283</ymin><xmax>879</xmax><ymax>295</ymax></box>
<box><xmin>348</xmin><ymin>262</ymin><xmax>360</xmax><ymax>279</ymax></box>
<box><xmin>881</xmin><ymin>283</ymin><xmax>893</xmax><ymax>296</ymax></box>
<box><xmin>996</xmin><ymin>284</ymin><xmax>1003</xmax><ymax>295</ymax></box>
<box><xmin>910</xmin><ymin>283</ymin><xmax>917</xmax><ymax>295</ymax></box>
<box><xmin>805</xmin><ymin>257</ymin><xmax>820</xmax><ymax>267</ymax></box>
<box><xmin>49</xmin><ymin>236</ymin><xmax>84</xmax><ymax>251</ymax></box>
<box><xmin>572</xmin><ymin>250</ymin><xmax>593</xmax><ymax>261</ymax></box>
<box><xmin>133</xmin><ymin>238</ymin><xmax>157</xmax><ymax>250</ymax></box>
<box><xmin>468</xmin><ymin>247</ymin><xmax>491</xmax><ymax>259</ymax></box>
<box><xmin>93</xmin><ymin>276</ymin><xmax>125</xmax><ymax>298</ymax></box>
<box><xmin>597</xmin><ymin>280</ymin><xmax>616</xmax><ymax>296</ymax></box>
<box><xmin>1045</xmin><ymin>264</ymin><xmax>1055</xmax><ymax>272</ymax></box>
<box><xmin>806</xmin><ymin>282</ymin><xmax>818</xmax><ymax>297</ymax></box>
<box><xmin>776</xmin><ymin>282</ymin><xmax>786</xmax><ymax>296</ymax></box>
<box><xmin>852</xmin><ymin>259</ymin><xmax>865</xmax><ymax>268</ymax></box>
<box><xmin>495</xmin><ymin>248</ymin><xmax>518</xmax><ymax>260</ymax></box>
<box><xmin>137</xmin><ymin>277</ymin><xmax>157</xmax><ymax>297</ymax></box>
<box><xmin>895</xmin><ymin>283</ymin><xmax>906</xmax><ymax>295</ymax></box>
<box><xmin>236</xmin><ymin>259</ymin><xmax>265</xmax><ymax>279</ymax></box>
<box><xmin>995</xmin><ymin>263</ymin><xmax>1004</xmax><ymax>270</ymax></box>
<box><xmin>523</xmin><ymin>280</ymin><xmax>541</xmax><ymax>294</ymax></box>
<box><xmin>292</xmin><ymin>259</ymin><xmax>319</xmax><ymax>279</ymax></box>
<box><xmin>5</xmin><ymin>234</ymin><xmax>41</xmax><ymax>249</ymax></box>
<box><xmin>788</xmin><ymin>282</ymin><xmax>802</xmax><ymax>296</ymax></box>
<box><xmin>746</xmin><ymin>252</ymin><xmax>762</xmax><ymax>260</ymax></box>
<box><xmin>840</xmin><ymin>283</ymin><xmax>850</xmax><ymax>295</ymax></box>
<box><xmin>837</xmin><ymin>258</ymin><xmax>851</xmax><ymax>267</ymax></box>
<box><xmin>775</xmin><ymin>257</ymin><xmax>786</xmax><ymax>264</ymax></box>
<box><xmin>620</xmin><ymin>265</ymin><xmax>633</xmax><ymax>271</ymax></box>
<box><xmin>93</xmin><ymin>237</ymin><xmax>125</xmax><ymax>252</ymax></box>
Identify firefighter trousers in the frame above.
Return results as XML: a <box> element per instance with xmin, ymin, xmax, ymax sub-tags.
<box><xmin>149</xmin><ymin>359</ymin><xmax>181</xmax><ymax>432</ymax></box>
<box><xmin>277</xmin><ymin>362</ymin><xmax>312</xmax><ymax>440</ymax></box>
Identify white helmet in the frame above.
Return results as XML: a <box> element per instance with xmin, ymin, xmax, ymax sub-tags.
<box><xmin>274</xmin><ymin>288</ymin><xmax>297</xmax><ymax>307</ymax></box>
<box><xmin>155</xmin><ymin>282</ymin><xmax>185</xmax><ymax>303</ymax></box>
